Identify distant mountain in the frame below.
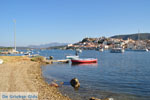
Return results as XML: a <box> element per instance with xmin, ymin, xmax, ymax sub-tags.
<box><xmin>28</xmin><ymin>42</ymin><xmax>69</xmax><ymax>48</ymax></box>
<box><xmin>111</xmin><ymin>33</ymin><xmax>150</xmax><ymax>40</ymax></box>
<box><xmin>0</xmin><ymin>46</ymin><xmax>4</xmax><ymax>48</ymax></box>
<box><xmin>0</xmin><ymin>46</ymin><xmax>30</xmax><ymax>49</ymax></box>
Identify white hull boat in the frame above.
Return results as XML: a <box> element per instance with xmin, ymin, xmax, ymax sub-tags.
<box><xmin>66</xmin><ymin>55</ymin><xmax>79</xmax><ymax>59</ymax></box>
<box><xmin>132</xmin><ymin>49</ymin><xmax>149</xmax><ymax>52</ymax></box>
<box><xmin>0</xmin><ymin>59</ymin><xmax>3</xmax><ymax>64</ymax></box>
<box><xmin>110</xmin><ymin>48</ymin><xmax>124</xmax><ymax>53</ymax></box>
<box><xmin>127</xmin><ymin>48</ymin><xmax>149</xmax><ymax>52</ymax></box>
<box><xmin>99</xmin><ymin>48</ymin><xmax>104</xmax><ymax>52</ymax></box>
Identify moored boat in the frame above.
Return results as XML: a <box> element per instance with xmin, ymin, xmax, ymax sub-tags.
<box><xmin>110</xmin><ymin>48</ymin><xmax>124</xmax><ymax>53</ymax></box>
<box><xmin>24</xmin><ymin>52</ymin><xmax>30</xmax><ymax>56</ymax></box>
<box><xmin>132</xmin><ymin>48</ymin><xmax>149</xmax><ymax>52</ymax></box>
<box><xmin>99</xmin><ymin>48</ymin><xmax>104</xmax><ymax>52</ymax></box>
<box><xmin>72</xmin><ymin>63</ymin><xmax>98</xmax><ymax>66</ymax></box>
<box><xmin>66</xmin><ymin>55</ymin><xmax>79</xmax><ymax>59</ymax></box>
<box><xmin>71</xmin><ymin>58</ymin><xmax>97</xmax><ymax>63</ymax></box>
<box><xmin>0</xmin><ymin>59</ymin><xmax>3</xmax><ymax>64</ymax></box>
<box><xmin>126</xmin><ymin>48</ymin><xmax>149</xmax><ymax>52</ymax></box>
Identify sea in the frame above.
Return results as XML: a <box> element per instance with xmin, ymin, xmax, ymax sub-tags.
<box><xmin>41</xmin><ymin>50</ymin><xmax>150</xmax><ymax>100</ymax></box>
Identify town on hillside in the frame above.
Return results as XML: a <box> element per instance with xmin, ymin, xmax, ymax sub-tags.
<box><xmin>66</xmin><ymin>37</ymin><xmax>150</xmax><ymax>51</ymax></box>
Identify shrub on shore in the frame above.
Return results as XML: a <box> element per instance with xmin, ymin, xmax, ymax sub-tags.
<box><xmin>31</xmin><ymin>56</ymin><xmax>45</xmax><ymax>62</ymax></box>
<box><xmin>31</xmin><ymin>56</ymin><xmax>52</xmax><ymax>64</ymax></box>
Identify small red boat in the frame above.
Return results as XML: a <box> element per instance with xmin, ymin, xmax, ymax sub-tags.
<box><xmin>71</xmin><ymin>58</ymin><xmax>98</xmax><ymax>63</ymax></box>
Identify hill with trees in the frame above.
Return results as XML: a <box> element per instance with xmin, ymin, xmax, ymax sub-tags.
<box><xmin>111</xmin><ymin>33</ymin><xmax>150</xmax><ymax>40</ymax></box>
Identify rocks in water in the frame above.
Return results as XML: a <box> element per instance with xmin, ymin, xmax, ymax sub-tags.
<box><xmin>89</xmin><ymin>97</ymin><xmax>114</xmax><ymax>100</ymax></box>
<box><xmin>52</xmin><ymin>79</ymin><xmax>57</xmax><ymax>82</ymax></box>
<box><xmin>70</xmin><ymin>78</ymin><xmax>80</xmax><ymax>88</ymax></box>
<box><xmin>50</xmin><ymin>82</ymin><xmax>59</xmax><ymax>87</ymax></box>
<box><xmin>45</xmin><ymin>61</ymin><xmax>51</xmax><ymax>64</ymax></box>
<box><xmin>60</xmin><ymin>82</ymin><xmax>64</xmax><ymax>85</ymax></box>
<box><xmin>49</xmin><ymin>56</ymin><xmax>53</xmax><ymax>60</ymax></box>
<box><xmin>89</xmin><ymin>97</ymin><xmax>101</xmax><ymax>100</ymax></box>
<box><xmin>59</xmin><ymin>82</ymin><xmax>64</xmax><ymax>87</ymax></box>
<box><xmin>104</xmin><ymin>98</ymin><xmax>114</xmax><ymax>100</ymax></box>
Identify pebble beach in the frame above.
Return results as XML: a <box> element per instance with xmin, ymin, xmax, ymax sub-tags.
<box><xmin>0</xmin><ymin>56</ymin><xmax>70</xmax><ymax>100</ymax></box>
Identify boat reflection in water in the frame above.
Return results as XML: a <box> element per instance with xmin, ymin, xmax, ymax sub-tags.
<box><xmin>71</xmin><ymin>62</ymin><xmax>98</xmax><ymax>67</ymax></box>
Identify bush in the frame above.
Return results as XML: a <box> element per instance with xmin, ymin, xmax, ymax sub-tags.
<box><xmin>31</xmin><ymin>56</ymin><xmax>45</xmax><ymax>62</ymax></box>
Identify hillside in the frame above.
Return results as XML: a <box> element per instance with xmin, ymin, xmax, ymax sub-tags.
<box><xmin>28</xmin><ymin>42</ymin><xmax>69</xmax><ymax>48</ymax></box>
<box><xmin>111</xmin><ymin>33</ymin><xmax>150</xmax><ymax>40</ymax></box>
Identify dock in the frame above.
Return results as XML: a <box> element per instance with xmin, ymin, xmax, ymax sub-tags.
<box><xmin>52</xmin><ymin>59</ymin><xmax>70</xmax><ymax>63</ymax></box>
<box><xmin>46</xmin><ymin>59</ymin><xmax>70</xmax><ymax>64</ymax></box>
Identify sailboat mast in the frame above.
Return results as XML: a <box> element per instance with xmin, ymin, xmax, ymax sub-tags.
<box><xmin>14</xmin><ymin>19</ymin><xmax>16</xmax><ymax>51</ymax></box>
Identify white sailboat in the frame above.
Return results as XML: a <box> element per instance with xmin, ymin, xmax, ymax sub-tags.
<box><xmin>132</xmin><ymin>29</ymin><xmax>149</xmax><ymax>52</ymax></box>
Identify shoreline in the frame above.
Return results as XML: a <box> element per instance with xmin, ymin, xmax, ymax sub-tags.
<box><xmin>0</xmin><ymin>56</ymin><xmax>70</xmax><ymax>100</ymax></box>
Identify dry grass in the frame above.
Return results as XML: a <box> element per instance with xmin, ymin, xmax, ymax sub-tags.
<box><xmin>0</xmin><ymin>56</ymin><xmax>30</xmax><ymax>63</ymax></box>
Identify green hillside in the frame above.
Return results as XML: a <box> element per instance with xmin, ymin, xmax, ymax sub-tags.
<box><xmin>111</xmin><ymin>33</ymin><xmax>150</xmax><ymax>40</ymax></box>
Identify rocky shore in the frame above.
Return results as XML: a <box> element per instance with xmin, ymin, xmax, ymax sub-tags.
<box><xmin>0</xmin><ymin>56</ymin><xmax>70</xmax><ymax>100</ymax></box>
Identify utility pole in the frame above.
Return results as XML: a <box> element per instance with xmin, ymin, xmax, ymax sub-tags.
<box><xmin>14</xmin><ymin>19</ymin><xmax>16</xmax><ymax>51</ymax></box>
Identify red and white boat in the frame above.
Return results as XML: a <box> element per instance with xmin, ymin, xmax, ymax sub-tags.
<box><xmin>71</xmin><ymin>58</ymin><xmax>98</xmax><ymax>63</ymax></box>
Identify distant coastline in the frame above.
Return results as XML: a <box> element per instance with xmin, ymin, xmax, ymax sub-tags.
<box><xmin>1</xmin><ymin>33</ymin><xmax>150</xmax><ymax>51</ymax></box>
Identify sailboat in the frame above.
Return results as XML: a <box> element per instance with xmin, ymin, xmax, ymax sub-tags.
<box><xmin>132</xmin><ymin>30</ymin><xmax>149</xmax><ymax>52</ymax></box>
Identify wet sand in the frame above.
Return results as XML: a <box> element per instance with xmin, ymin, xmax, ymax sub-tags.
<box><xmin>0</xmin><ymin>56</ymin><xmax>70</xmax><ymax>100</ymax></box>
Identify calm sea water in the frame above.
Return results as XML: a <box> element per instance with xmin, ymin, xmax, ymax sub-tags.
<box><xmin>41</xmin><ymin>50</ymin><xmax>150</xmax><ymax>100</ymax></box>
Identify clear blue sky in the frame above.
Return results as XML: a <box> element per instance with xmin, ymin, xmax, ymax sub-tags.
<box><xmin>1</xmin><ymin>0</ymin><xmax>150</xmax><ymax>46</ymax></box>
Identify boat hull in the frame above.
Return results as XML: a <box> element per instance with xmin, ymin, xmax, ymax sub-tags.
<box><xmin>110</xmin><ymin>48</ymin><xmax>124</xmax><ymax>53</ymax></box>
<box><xmin>71</xmin><ymin>59</ymin><xmax>97</xmax><ymax>63</ymax></box>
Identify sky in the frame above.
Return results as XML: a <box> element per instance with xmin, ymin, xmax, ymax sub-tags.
<box><xmin>1</xmin><ymin>0</ymin><xmax>150</xmax><ymax>46</ymax></box>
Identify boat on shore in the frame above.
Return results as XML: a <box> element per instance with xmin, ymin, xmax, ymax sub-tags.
<box><xmin>71</xmin><ymin>58</ymin><xmax>98</xmax><ymax>63</ymax></box>
<box><xmin>110</xmin><ymin>48</ymin><xmax>124</xmax><ymax>53</ymax></box>
<box><xmin>0</xmin><ymin>59</ymin><xmax>3</xmax><ymax>64</ymax></box>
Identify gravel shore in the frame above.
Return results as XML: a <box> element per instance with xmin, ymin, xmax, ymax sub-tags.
<box><xmin>0</xmin><ymin>56</ymin><xmax>70</xmax><ymax>100</ymax></box>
